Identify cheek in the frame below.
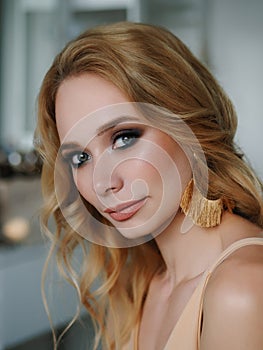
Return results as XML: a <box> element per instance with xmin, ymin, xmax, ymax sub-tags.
<box><xmin>125</xmin><ymin>155</ymin><xmax>183</xmax><ymax>204</ymax></box>
<box><xmin>72</xmin><ymin>169</ymin><xmax>96</xmax><ymax>204</ymax></box>
<box><xmin>136</xmin><ymin>146</ymin><xmax>190</xmax><ymax>216</ymax></box>
<box><xmin>124</xmin><ymin>160</ymin><xmax>163</xmax><ymax>198</ymax></box>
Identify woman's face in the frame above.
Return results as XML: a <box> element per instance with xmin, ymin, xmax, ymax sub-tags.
<box><xmin>55</xmin><ymin>74</ymin><xmax>192</xmax><ymax>242</ymax></box>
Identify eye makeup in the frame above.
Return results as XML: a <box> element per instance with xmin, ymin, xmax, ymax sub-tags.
<box><xmin>60</xmin><ymin>124</ymin><xmax>144</xmax><ymax>169</ymax></box>
<box><xmin>112</xmin><ymin>128</ymin><xmax>143</xmax><ymax>150</ymax></box>
<box><xmin>61</xmin><ymin>149</ymin><xmax>92</xmax><ymax>169</ymax></box>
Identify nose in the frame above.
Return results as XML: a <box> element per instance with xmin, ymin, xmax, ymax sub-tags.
<box><xmin>92</xmin><ymin>156</ymin><xmax>123</xmax><ymax>196</ymax></box>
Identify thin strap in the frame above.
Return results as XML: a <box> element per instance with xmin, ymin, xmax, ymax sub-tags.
<box><xmin>207</xmin><ymin>237</ymin><xmax>263</xmax><ymax>274</ymax></box>
<box><xmin>197</xmin><ymin>237</ymin><xmax>263</xmax><ymax>348</ymax></box>
<box><xmin>132</xmin><ymin>237</ymin><xmax>263</xmax><ymax>350</ymax></box>
<box><xmin>133</xmin><ymin>323</ymin><xmax>139</xmax><ymax>350</ymax></box>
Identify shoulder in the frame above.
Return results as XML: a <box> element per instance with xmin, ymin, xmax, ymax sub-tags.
<box><xmin>200</xmin><ymin>243</ymin><xmax>263</xmax><ymax>350</ymax></box>
<box><xmin>204</xmin><ymin>243</ymin><xmax>263</xmax><ymax>307</ymax></box>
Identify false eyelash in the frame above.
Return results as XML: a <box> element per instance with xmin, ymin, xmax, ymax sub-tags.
<box><xmin>112</xmin><ymin>128</ymin><xmax>143</xmax><ymax>143</ymax></box>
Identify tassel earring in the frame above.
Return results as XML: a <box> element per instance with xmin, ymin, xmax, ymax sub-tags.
<box><xmin>180</xmin><ymin>178</ymin><xmax>223</xmax><ymax>228</ymax></box>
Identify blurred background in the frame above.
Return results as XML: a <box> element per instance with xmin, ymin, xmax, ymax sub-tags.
<box><xmin>0</xmin><ymin>0</ymin><xmax>262</xmax><ymax>349</ymax></box>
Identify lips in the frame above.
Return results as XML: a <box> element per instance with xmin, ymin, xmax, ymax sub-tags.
<box><xmin>104</xmin><ymin>198</ymin><xmax>147</xmax><ymax>222</ymax></box>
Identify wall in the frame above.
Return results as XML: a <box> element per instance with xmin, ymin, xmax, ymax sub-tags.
<box><xmin>208</xmin><ymin>0</ymin><xmax>263</xmax><ymax>178</ymax></box>
<box><xmin>142</xmin><ymin>0</ymin><xmax>263</xmax><ymax>178</ymax></box>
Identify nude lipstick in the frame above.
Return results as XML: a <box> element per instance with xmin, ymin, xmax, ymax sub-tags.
<box><xmin>104</xmin><ymin>198</ymin><xmax>147</xmax><ymax>222</ymax></box>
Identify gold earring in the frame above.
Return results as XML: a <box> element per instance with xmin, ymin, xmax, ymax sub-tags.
<box><xmin>180</xmin><ymin>178</ymin><xmax>223</xmax><ymax>228</ymax></box>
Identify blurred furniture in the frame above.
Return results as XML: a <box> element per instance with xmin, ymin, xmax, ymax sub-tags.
<box><xmin>0</xmin><ymin>243</ymin><xmax>83</xmax><ymax>350</ymax></box>
<box><xmin>0</xmin><ymin>176</ymin><xmax>86</xmax><ymax>349</ymax></box>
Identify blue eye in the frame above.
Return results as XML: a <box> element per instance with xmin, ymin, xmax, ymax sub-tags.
<box><xmin>64</xmin><ymin>151</ymin><xmax>91</xmax><ymax>169</ymax></box>
<box><xmin>112</xmin><ymin>129</ymin><xmax>142</xmax><ymax>150</ymax></box>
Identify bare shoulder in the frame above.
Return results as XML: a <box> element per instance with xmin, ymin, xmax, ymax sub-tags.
<box><xmin>206</xmin><ymin>242</ymin><xmax>263</xmax><ymax>293</ymax></box>
<box><xmin>200</xmin><ymin>243</ymin><xmax>263</xmax><ymax>350</ymax></box>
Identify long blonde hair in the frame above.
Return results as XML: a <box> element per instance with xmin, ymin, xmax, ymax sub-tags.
<box><xmin>35</xmin><ymin>21</ymin><xmax>263</xmax><ymax>349</ymax></box>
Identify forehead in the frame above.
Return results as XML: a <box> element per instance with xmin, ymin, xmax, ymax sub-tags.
<box><xmin>55</xmin><ymin>74</ymin><xmax>149</xmax><ymax>144</ymax></box>
<box><xmin>55</xmin><ymin>74</ymin><xmax>128</xmax><ymax>138</ymax></box>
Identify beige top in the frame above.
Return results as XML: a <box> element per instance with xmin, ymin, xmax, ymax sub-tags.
<box><xmin>124</xmin><ymin>237</ymin><xmax>263</xmax><ymax>350</ymax></box>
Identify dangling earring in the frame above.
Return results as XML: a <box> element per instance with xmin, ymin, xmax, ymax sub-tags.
<box><xmin>180</xmin><ymin>178</ymin><xmax>224</xmax><ymax>228</ymax></box>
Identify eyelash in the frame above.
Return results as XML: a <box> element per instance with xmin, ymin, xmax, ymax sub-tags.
<box><xmin>63</xmin><ymin>151</ymin><xmax>92</xmax><ymax>169</ymax></box>
<box><xmin>112</xmin><ymin>128</ymin><xmax>142</xmax><ymax>150</ymax></box>
<box><xmin>63</xmin><ymin>128</ymin><xmax>142</xmax><ymax>169</ymax></box>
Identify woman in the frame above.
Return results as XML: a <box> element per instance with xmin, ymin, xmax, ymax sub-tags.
<box><xmin>35</xmin><ymin>22</ymin><xmax>263</xmax><ymax>349</ymax></box>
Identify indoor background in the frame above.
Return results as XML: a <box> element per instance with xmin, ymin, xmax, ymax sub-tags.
<box><xmin>0</xmin><ymin>0</ymin><xmax>262</xmax><ymax>349</ymax></box>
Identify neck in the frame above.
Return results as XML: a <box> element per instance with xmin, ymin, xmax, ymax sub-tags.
<box><xmin>154</xmin><ymin>212</ymin><xmax>224</xmax><ymax>287</ymax></box>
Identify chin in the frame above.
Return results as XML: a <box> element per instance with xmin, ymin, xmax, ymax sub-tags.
<box><xmin>116</xmin><ymin>212</ymin><xmax>177</xmax><ymax>241</ymax></box>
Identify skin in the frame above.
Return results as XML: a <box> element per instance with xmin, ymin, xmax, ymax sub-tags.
<box><xmin>200</xmin><ymin>243</ymin><xmax>263</xmax><ymax>350</ymax></box>
<box><xmin>56</xmin><ymin>73</ymin><xmax>192</xmax><ymax>240</ymax></box>
<box><xmin>55</xmin><ymin>73</ymin><xmax>263</xmax><ymax>350</ymax></box>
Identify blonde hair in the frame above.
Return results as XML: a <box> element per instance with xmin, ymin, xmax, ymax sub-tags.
<box><xmin>35</xmin><ymin>22</ymin><xmax>263</xmax><ymax>349</ymax></box>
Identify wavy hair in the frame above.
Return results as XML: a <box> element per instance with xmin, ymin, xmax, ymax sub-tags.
<box><xmin>35</xmin><ymin>21</ymin><xmax>263</xmax><ymax>349</ymax></box>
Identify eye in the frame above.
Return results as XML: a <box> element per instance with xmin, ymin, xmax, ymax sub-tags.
<box><xmin>63</xmin><ymin>151</ymin><xmax>92</xmax><ymax>169</ymax></box>
<box><xmin>112</xmin><ymin>129</ymin><xmax>142</xmax><ymax>150</ymax></box>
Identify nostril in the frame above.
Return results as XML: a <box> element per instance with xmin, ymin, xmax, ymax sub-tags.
<box><xmin>105</xmin><ymin>186</ymin><xmax>115</xmax><ymax>193</ymax></box>
<box><xmin>93</xmin><ymin>155</ymin><xmax>124</xmax><ymax>195</ymax></box>
<box><xmin>93</xmin><ymin>176</ymin><xmax>123</xmax><ymax>196</ymax></box>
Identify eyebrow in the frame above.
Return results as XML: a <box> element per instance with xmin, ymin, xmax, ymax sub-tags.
<box><xmin>60</xmin><ymin>142</ymin><xmax>81</xmax><ymax>153</ymax></box>
<box><xmin>60</xmin><ymin>115</ymin><xmax>140</xmax><ymax>153</ymax></box>
<box><xmin>96</xmin><ymin>115</ymin><xmax>140</xmax><ymax>136</ymax></box>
